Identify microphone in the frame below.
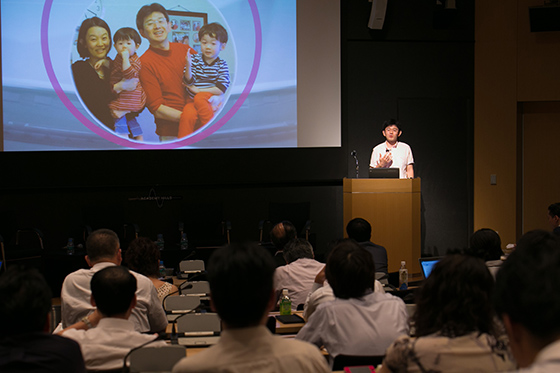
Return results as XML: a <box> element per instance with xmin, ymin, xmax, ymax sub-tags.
<box><xmin>121</xmin><ymin>332</ymin><xmax>169</xmax><ymax>372</ymax></box>
<box><xmin>161</xmin><ymin>283</ymin><xmax>194</xmax><ymax>308</ymax></box>
<box><xmin>169</xmin><ymin>303</ymin><xmax>203</xmax><ymax>345</ymax></box>
<box><xmin>351</xmin><ymin>150</ymin><xmax>359</xmax><ymax>178</ymax></box>
<box><xmin>386</xmin><ymin>148</ymin><xmax>391</xmax><ymax>153</ymax></box>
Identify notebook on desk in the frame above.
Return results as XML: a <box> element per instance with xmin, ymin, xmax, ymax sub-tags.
<box><xmin>418</xmin><ymin>257</ymin><xmax>441</xmax><ymax>279</ymax></box>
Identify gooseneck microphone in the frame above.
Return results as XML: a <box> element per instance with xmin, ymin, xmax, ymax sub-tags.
<box><xmin>351</xmin><ymin>150</ymin><xmax>359</xmax><ymax>178</ymax></box>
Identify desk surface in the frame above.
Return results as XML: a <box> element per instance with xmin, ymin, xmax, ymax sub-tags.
<box><xmin>270</xmin><ymin>311</ymin><xmax>306</xmax><ymax>334</ymax></box>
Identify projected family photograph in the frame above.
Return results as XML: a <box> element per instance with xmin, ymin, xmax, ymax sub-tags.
<box><xmin>70</xmin><ymin>1</ymin><xmax>234</xmax><ymax>144</ymax></box>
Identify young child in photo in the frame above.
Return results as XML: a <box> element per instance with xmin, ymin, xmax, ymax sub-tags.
<box><xmin>178</xmin><ymin>22</ymin><xmax>230</xmax><ymax>138</ymax></box>
<box><xmin>109</xmin><ymin>27</ymin><xmax>146</xmax><ymax>141</ymax></box>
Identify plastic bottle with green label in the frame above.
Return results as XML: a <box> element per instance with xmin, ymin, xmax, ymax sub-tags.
<box><xmin>279</xmin><ymin>289</ymin><xmax>292</xmax><ymax>315</ymax></box>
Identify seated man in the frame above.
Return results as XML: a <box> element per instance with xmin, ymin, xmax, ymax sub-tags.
<box><xmin>296</xmin><ymin>239</ymin><xmax>408</xmax><ymax>363</ymax></box>
<box><xmin>60</xmin><ymin>266</ymin><xmax>167</xmax><ymax>371</ymax></box>
<box><xmin>172</xmin><ymin>242</ymin><xmax>330</xmax><ymax>373</ymax></box>
<box><xmin>0</xmin><ymin>266</ymin><xmax>86</xmax><ymax>372</ymax></box>
<box><xmin>346</xmin><ymin>217</ymin><xmax>388</xmax><ymax>274</ymax></box>
<box><xmin>270</xmin><ymin>220</ymin><xmax>297</xmax><ymax>267</ymax></box>
<box><xmin>302</xmin><ymin>264</ymin><xmax>385</xmax><ymax>322</ymax></box>
<box><xmin>61</xmin><ymin>229</ymin><xmax>167</xmax><ymax>333</ymax></box>
<box><xmin>548</xmin><ymin>203</ymin><xmax>560</xmax><ymax>236</ymax></box>
<box><xmin>274</xmin><ymin>238</ymin><xmax>325</xmax><ymax>310</ymax></box>
<box><xmin>494</xmin><ymin>230</ymin><xmax>560</xmax><ymax>371</ymax></box>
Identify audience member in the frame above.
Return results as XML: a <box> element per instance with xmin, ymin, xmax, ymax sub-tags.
<box><xmin>125</xmin><ymin>236</ymin><xmax>179</xmax><ymax>301</ymax></box>
<box><xmin>494</xmin><ymin>230</ymin><xmax>560</xmax><ymax>371</ymax></box>
<box><xmin>466</xmin><ymin>228</ymin><xmax>504</xmax><ymax>276</ymax></box>
<box><xmin>0</xmin><ymin>266</ymin><xmax>86</xmax><ymax>372</ymax></box>
<box><xmin>172</xmin><ymin>242</ymin><xmax>330</xmax><ymax>373</ymax></box>
<box><xmin>270</xmin><ymin>220</ymin><xmax>297</xmax><ymax>267</ymax></box>
<box><xmin>60</xmin><ymin>266</ymin><xmax>167</xmax><ymax>371</ymax></box>
<box><xmin>296</xmin><ymin>239</ymin><xmax>408</xmax><ymax>364</ymax></box>
<box><xmin>61</xmin><ymin>229</ymin><xmax>167</xmax><ymax>333</ymax></box>
<box><xmin>302</xmin><ymin>264</ymin><xmax>385</xmax><ymax>321</ymax></box>
<box><xmin>547</xmin><ymin>203</ymin><xmax>560</xmax><ymax>236</ymax></box>
<box><xmin>379</xmin><ymin>254</ymin><xmax>515</xmax><ymax>372</ymax></box>
<box><xmin>274</xmin><ymin>238</ymin><xmax>324</xmax><ymax>310</ymax></box>
<box><xmin>346</xmin><ymin>217</ymin><xmax>388</xmax><ymax>274</ymax></box>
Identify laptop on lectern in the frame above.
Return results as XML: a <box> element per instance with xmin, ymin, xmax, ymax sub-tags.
<box><xmin>369</xmin><ymin>168</ymin><xmax>399</xmax><ymax>179</ymax></box>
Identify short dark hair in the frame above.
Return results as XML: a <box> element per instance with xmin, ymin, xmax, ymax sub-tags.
<box><xmin>466</xmin><ymin>228</ymin><xmax>503</xmax><ymax>261</ymax></box>
<box><xmin>414</xmin><ymin>254</ymin><xmax>496</xmax><ymax>338</ymax></box>
<box><xmin>494</xmin><ymin>230</ymin><xmax>560</xmax><ymax>341</ymax></box>
<box><xmin>136</xmin><ymin>3</ymin><xmax>169</xmax><ymax>31</ymax></box>
<box><xmin>208</xmin><ymin>242</ymin><xmax>275</xmax><ymax>328</ymax></box>
<box><xmin>346</xmin><ymin>218</ymin><xmax>372</xmax><ymax>242</ymax></box>
<box><xmin>0</xmin><ymin>266</ymin><xmax>52</xmax><ymax>335</ymax></box>
<box><xmin>77</xmin><ymin>17</ymin><xmax>111</xmax><ymax>58</ymax></box>
<box><xmin>548</xmin><ymin>203</ymin><xmax>560</xmax><ymax>218</ymax></box>
<box><xmin>91</xmin><ymin>266</ymin><xmax>137</xmax><ymax>317</ymax></box>
<box><xmin>382</xmin><ymin>118</ymin><xmax>400</xmax><ymax>131</ymax></box>
<box><xmin>283</xmin><ymin>238</ymin><xmax>314</xmax><ymax>264</ymax></box>
<box><xmin>199</xmin><ymin>22</ymin><xmax>228</xmax><ymax>44</ymax></box>
<box><xmin>270</xmin><ymin>221</ymin><xmax>297</xmax><ymax>250</ymax></box>
<box><xmin>325</xmin><ymin>239</ymin><xmax>376</xmax><ymax>299</ymax></box>
<box><xmin>124</xmin><ymin>237</ymin><xmax>160</xmax><ymax>278</ymax></box>
<box><xmin>113</xmin><ymin>27</ymin><xmax>142</xmax><ymax>45</ymax></box>
<box><xmin>86</xmin><ymin>229</ymin><xmax>120</xmax><ymax>262</ymax></box>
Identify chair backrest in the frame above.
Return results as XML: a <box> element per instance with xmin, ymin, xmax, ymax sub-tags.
<box><xmin>15</xmin><ymin>229</ymin><xmax>44</xmax><ymax>250</ymax></box>
<box><xmin>181</xmin><ymin>281</ymin><xmax>210</xmax><ymax>296</ymax></box>
<box><xmin>164</xmin><ymin>295</ymin><xmax>200</xmax><ymax>313</ymax></box>
<box><xmin>179</xmin><ymin>260</ymin><xmax>205</xmax><ymax>273</ymax></box>
<box><xmin>176</xmin><ymin>313</ymin><xmax>221</xmax><ymax>333</ymax></box>
<box><xmin>332</xmin><ymin>355</ymin><xmax>385</xmax><ymax>371</ymax></box>
<box><xmin>128</xmin><ymin>345</ymin><xmax>186</xmax><ymax>373</ymax></box>
<box><xmin>50</xmin><ymin>304</ymin><xmax>62</xmax><ymax>333</ymax></box>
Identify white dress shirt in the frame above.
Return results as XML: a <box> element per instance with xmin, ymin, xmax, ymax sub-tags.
<box><xmin>296</xmin><ymin>290</ymin><xmax>409</xmax><ymax>363</ymax></box>
<box><xmin>61</xmin><ymin>262</ymin><xmax>168</xmax><ymax>333</ymax></box>
<box><xmin>506</xmin><ymin>339</ymin><xmax>560</xmax><ymax>372</ymax></box>
<box><xmin>303</xmin><ymin>280</ymin><xmax>385</xmax><ymax>321</ymax></box>
<box><xmin>274</xmin><ymin>258</ymin><xmax>325</xmax><ymax>310</ymax></box>
<box><xmin>62</xmin><ymin>318</ymin><xmax>166</xmax><ymax>371</ymax></box>
<box><xmin>172</xmin><ymin>325</ymin><xmax>330</xmax><ymax>373</ymax></box>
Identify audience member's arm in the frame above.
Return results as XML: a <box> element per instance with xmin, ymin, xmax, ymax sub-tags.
<box><xmin>303</xmin><ymin>266</ymin><xmax>326</xmax><ymax>321</ymax></box>
<box><xmin>147</xmin><ymin>286</ymin><xmax>168</xmax><ymax>333</ymax></box>
<box><xmin>58</xmin><ymin>310</ymin><xmax>102</xmax><ymax>335</ymax></box>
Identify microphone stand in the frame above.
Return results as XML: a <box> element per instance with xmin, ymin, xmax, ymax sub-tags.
<box><xmin>351</xmin><ymin>150</ymin><xmax>359</xmax><ymax>178</ymax></box>
<box><xmin>121</xmin><ymin>332</ymin><xmax>169</xmax><ymax>373</ymax></box>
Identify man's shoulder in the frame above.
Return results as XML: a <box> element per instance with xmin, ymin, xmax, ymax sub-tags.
<box><xmin>372</xmin><ymin>142</ymin><xmax>386</xmax><ymax>152</ymax></box>
<box><xmin>129</xmin><ymin>270</ymin><xmax>156</xmax><ymax>290</ymax></box>
<box><xmin>63</xmin><ymin>268</ymin><xmax>90</xmax><ymax>284</ymax></box>
<box><xmin>398</xmin><ymin>142</ymin><xmax>412</xmax><ymax>150</ymax></box>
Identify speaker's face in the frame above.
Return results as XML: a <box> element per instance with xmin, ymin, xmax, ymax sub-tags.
<box><xmin>382</xmin><ymin>125</ymin><xmax>401</xmax><ymax>143</ymax></box>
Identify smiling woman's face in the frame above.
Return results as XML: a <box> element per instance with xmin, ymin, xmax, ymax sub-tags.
<box><xmin>84</xmin><ymin>26</ymin><xmax>110</xmax><ymax>61</ymax></box>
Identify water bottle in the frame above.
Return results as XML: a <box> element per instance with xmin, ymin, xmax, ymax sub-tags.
<box><xmin>67</xmin><ymin>238</ymin><xmax>75</xmax><ymax>255</ymax></box>
<box><xmin>399</xmin><ymin>261</ymin><xmax>408</xmax><ymax>290</ymax></box>
<box><xmin>279</xmin><ymin>289</ymin><xmax>292</xmax><ymax>315</ymax></box>
<box><xmin>156</xmin><ymin>234</ymin><xmax>164</xmax><ymax>250</ymax></box>
<box><xmin>180</xmin><ymin>233</ymin><xmax>188</xmax><ymax>250</ymax></box>
<box><xmin>159</xmin><ymin>260</ymin><xmax>166</xmax><ymax>278</ymax></box>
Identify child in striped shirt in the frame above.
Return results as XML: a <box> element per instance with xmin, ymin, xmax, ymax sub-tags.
<box><xmin>178</xmin><ymin>22</ymin><xmax>230</xmax><ymax>138</ymax></box>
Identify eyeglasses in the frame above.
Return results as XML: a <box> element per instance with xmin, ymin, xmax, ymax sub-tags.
<box><xmin>384</xmin><ymin>127</ymin><xmax>399</xmax><ymax>133</ymax></box>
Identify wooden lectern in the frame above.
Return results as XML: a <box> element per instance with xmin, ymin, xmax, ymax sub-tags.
<box><xmin>343</xmin><ymin>178</ymin><xmax>421</xmax><ymax>275</ymax></box>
